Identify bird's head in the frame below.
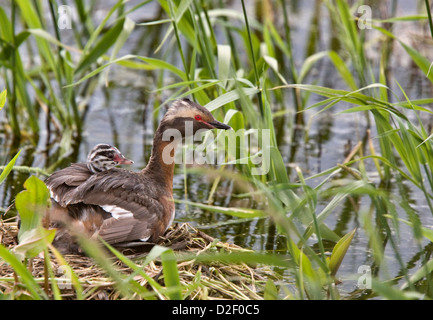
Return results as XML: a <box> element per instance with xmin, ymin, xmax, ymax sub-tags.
<box><xmin>160</xmin><ymin>99</ymin><xmax>231</xmax><ymax>137</ymax></box>
<box><xmin>86</xmin><ymin>144</ymin><xmax>134</xmax><ymax>173</ymax></box>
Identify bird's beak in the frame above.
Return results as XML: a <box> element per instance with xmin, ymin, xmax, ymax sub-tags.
<box><xmin>119</xmin><ymin>158</ymin><xmax>134</xmax><ymax>165</ymax></box>
<box><xmin>115</xmin><ymin>154</ymin><xmax>134</xmax><ymax>165</ymax></box>
<box><xmin>208</xmin><ymin>120</ymin><xmax>231</xmax><ymax>130</ymax></box>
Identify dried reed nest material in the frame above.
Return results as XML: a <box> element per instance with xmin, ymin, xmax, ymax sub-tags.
<box><xmin>0</xmin><ymin>220</ymin><xmax>281</xmax><ymax>300</ymax></box>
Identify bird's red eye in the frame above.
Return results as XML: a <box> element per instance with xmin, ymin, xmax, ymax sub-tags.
<box><xmin>195</xmin><ymin>115</ymin><xmax>202</xmax><ymax>120</ymax></box>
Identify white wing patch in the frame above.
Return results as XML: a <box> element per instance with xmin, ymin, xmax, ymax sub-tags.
<box><xmin>49</xmin><ymin>188</ymin><xmax>60</xmax><ymax>203</ymax></box>
<box><xmin>101</xmin><ymin>205</ymin><xmax>134</xmax><ymax>219</ymax></box>
<box><xmin>167</xmin><ymin>208</ymin><xmax>175</xmax><ymax>231</ymax></box>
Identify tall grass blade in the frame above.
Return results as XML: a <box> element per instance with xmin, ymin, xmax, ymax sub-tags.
<box><xmin>0</xmin><ymin>244</ymin><xmax>46</xmax><ymax>299</ymax></box>
<box><xmin>75</xmin><ymin>18</ymin><xmax>126</xmax><ymax>75</ymax></box>
<box><xmin>0</xmin><ymin>150</ymin><xmax>21</xmax><ymax>185</ymax></box>
<box><xmin>328</xmin><ymin>228</ymin><xmax>356</xmax><ymax>277</ymax></box>
<box><xmin>161</xmin><ymin>249</ymin><xmax>182</xmax><ymax>300</ymax></box>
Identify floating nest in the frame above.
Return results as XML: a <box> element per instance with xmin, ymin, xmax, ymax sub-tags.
<box><xmin>0</xmin><ymin>219</ymin><xmax>281</xmax><ymax>300</ymax></box>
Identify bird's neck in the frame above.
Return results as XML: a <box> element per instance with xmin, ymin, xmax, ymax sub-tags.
<box><xmin>143</xmin><ymin>123</ymin><xmax>180</xmax><ymax>192</ymax></box>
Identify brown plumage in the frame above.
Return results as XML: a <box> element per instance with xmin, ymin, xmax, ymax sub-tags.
<box><xmin>44</xmin><ymin>98</ymin><xmax>231</xmax><ymax>253</ymax></box>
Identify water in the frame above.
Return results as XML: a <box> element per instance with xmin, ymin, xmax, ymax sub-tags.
<box><xmin>1</xmin><ymin>0</ymin><xmax>433</xmax><ymax>298</ymax></box>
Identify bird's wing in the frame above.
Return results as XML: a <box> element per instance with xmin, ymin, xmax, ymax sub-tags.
<box><xmin>65</xmin><ymin>169</ymin><xmax>173</xmax><ymax>243</ymax></box>
<box><xmin>45</xmin><ymin>163</ymin><xmax>91</xmax><ymax>206</ymax></box>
